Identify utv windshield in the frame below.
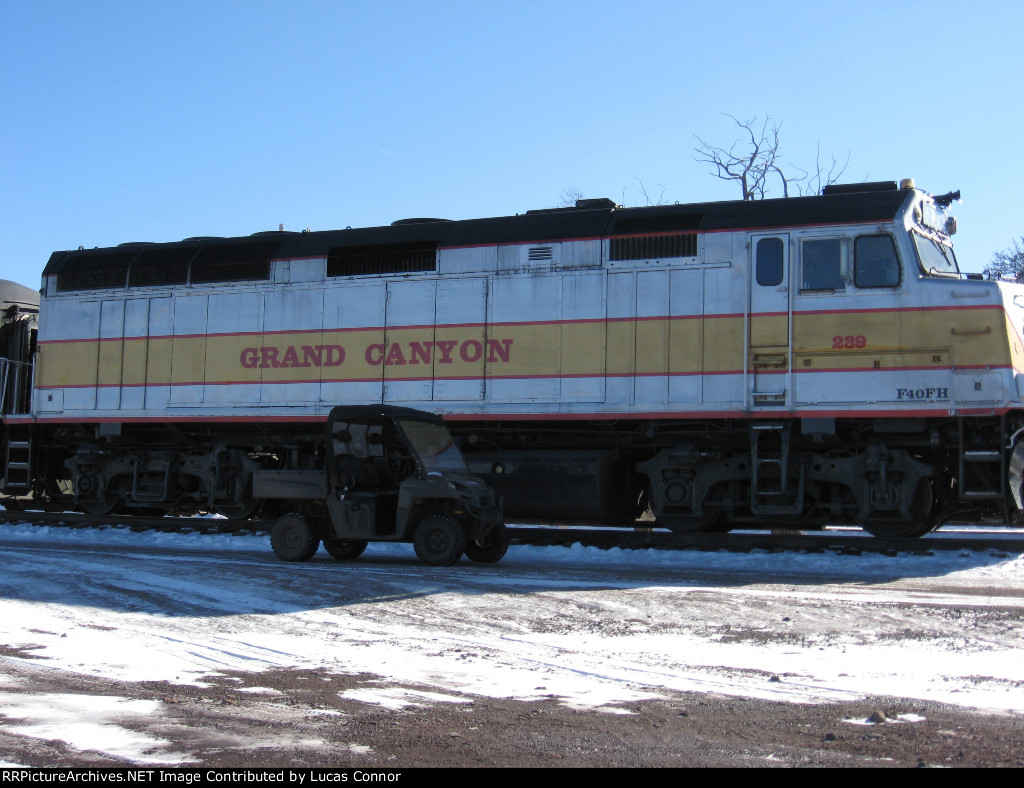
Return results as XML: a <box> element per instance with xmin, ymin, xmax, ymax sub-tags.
<box><xmin>913</xmin><ymin>232</ymin><xmax>960</xmax><ymax>277</ymax></box>
<box><xmin>399</xmin><ymin>420</ymin><xmax>469</xmax><ymax>474</ymax></box>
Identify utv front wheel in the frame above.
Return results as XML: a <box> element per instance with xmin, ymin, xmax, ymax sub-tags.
<box><xmin>270</xmin><ymin>513</ymin><xmax>320</xmax><ymax>562</ymax></box>
<box><xmin>464</xmin><ymin>523</ymin><xmax>509</xmax><ymax>564</ymax></box>
<box><xmin>413</xmin><ymin>515</ymin><xmax>466</xmax><ymax>566</ymax></box>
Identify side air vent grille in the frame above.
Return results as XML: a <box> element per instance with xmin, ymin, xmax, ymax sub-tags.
<box><xmin>55</xmin><ymin>250</ymin><xmax>133</xmax><ymax>292</ymax></box>
<box><xmin>528</xmin><ymin>246</ymin><xmax>554</xmax><ymax>261</ymax></box>
<box><xmin>327</xmin><ymin>241</ymin><xmax>438</xmax><ymax>277</ymax></box>
<box><xmin>55</xmin><ymin>241</ymin><xmax>275</xmax><ymax>292</ymax></box>
<box><xmin>127</xmin><ymin>247</ymin><xmax>194</xmax><ymax>287</ymax></box>
<box><xmin>609</xmin><ymin>233</ymin><xmax>698</xmax><ymax>261</ymax></box>
<box><xmin>56</xmin><ymin>265</ymin><xmax>128</xmax><ymax>292</ymax></box>
<box><xmin>189</xmin><ymin>242</ymin><xmax>276</xmax><ymax>284</ymax></box>
<box><xmin>612</xmin><ymin>213</ymin><xmax>702</xmax><ymax>235</ymax></box>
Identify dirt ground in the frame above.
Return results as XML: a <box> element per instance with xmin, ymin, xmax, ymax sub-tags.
<box><xmin>2</xmin><ymin>662</ymin><xmax>1022</xmax><ymax>769</ymax></box>
<box><xmin>4</xmin><ymin>526</ymin><xmax>1024</xmax><ymax>769</ymax></box>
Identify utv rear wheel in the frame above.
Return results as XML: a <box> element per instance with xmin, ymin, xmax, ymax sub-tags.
<box><xmin>323</xmin><ymin>538</ymin><xmax>368</xmax><ymax>561</ymax></box>
<box><xmin>413</xmin><ymin>515</ymin><xmax>466</xmax><ymax>566</ymax></box>
<box><xmin>464</xmin><ymin>523</ymin><xmax>509</xmax><ymax>564</ymax></box>
<box><xmin>270</xmin><ymin>513</ymin><xmax>320</xmax><ymax>562</ymax></box>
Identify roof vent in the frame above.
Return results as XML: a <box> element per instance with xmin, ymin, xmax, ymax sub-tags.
<box><xmin>575</xmin><ymin>198</ymin><xmax>618</xmax><ymax>210</ymax></box>
<box><xmin>391</xmin><ymin>218</ymin><xmax>452</xmax><ymax>226</ymax></box>
<box><xmin>822</xmin><ymin>181</ymin><xmax>898</xmax><ymax>195</ymax></box>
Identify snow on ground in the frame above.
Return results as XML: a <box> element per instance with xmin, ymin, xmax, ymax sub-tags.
<box><xmin>0</xmin><ymin>691</ymin><xmax>194</xmax><ymax>765</ymax></box>
<box><xmin>1</xmin><ymin>521</ymin><xmax>1023</xmax><ymax>762</ymax></box>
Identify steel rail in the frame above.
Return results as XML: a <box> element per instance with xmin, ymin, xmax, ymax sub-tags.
<box><xmin>2</xmin><ymin>509</ymin><xmax>1023</xmax><ymax>556</ymax></box>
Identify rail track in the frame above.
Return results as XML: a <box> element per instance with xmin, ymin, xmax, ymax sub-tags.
<box><xmin>2</xmin><ymin>508</ymin><xmax>1023</xmax><ymax>557</ymax></box>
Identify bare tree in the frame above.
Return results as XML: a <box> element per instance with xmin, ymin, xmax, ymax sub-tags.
<box><xmin>694</xmin><ymin>114</ymin><xmax>849</xmax><ymax>200</ymax></box>
<box><xmin>558</xmin><ymin>180</ymin><xmax>665</xmax><ymax>209</ymax></box>
<box><xmin>983</xmin><ymin>237</ymin><xmax>1024</xmax><ymax>282</ymax></box>
<box><xmin>788</xmin><ymin>141</ymin><xmax>851</xmax><ymax>197</ymax></box>
<box><xmin>557</xmin><ymin>187</ymin><xmax>585</xmax><ymax>208</ymax></box>
<box><xmin>620</xmin><ymin>177</ymin><xmax>666</xmax><ymax>207</ymax></box>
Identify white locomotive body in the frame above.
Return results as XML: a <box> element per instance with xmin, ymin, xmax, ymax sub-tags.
<box><xmin>4</xmin><ymin>181</ymin><xmax>1023</xmax><ymax>535</ymax></box>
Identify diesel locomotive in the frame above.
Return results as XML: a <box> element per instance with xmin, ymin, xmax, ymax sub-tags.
<box><xmin>3</xmin><ymin>179</ymin><xmax>1022</xmax><ymax>537</ymax></box>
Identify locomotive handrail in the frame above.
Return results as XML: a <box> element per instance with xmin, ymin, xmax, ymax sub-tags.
<box><xmin>0</xmin><ymin>358</ymin><xmax>32</xmax><ymax>416</ymax></box>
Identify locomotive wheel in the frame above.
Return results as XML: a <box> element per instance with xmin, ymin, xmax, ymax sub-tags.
<box><xmin>129</xmin><ymin>506</ymin><xmax>170</xmax><ymax>516</ymax></box>
<box><xmin>413</xmin><ymin>515</ymin><xmax>466</xmax><ymax>566</ymax></box>
<box><xmin>270</xmin><ymin>513</ymin><xmax>320</xmax><ymax>562</ymax></box>
<box><xmin>859</xmin><ymin>480</ymin><xmax>935</xmax><ymax>538</ymax></box>
<box><xmin>323</xmin><ymin>538</ymin><xmax>368</xmax><ymax>561</ymax></box>
<box><xmin>80</xmin><ymin>496</ymin><xmax>122</xmax><ymax>516</ymax></box>
<box><xmin>464</xmin><ymin>523</ymin><xmax>509</xmax><ymax>564</ymax></box>
<box><xmin>214</xmin><ymin>498</ymin><xmax>263</xmax><ymax>520</ymax></box>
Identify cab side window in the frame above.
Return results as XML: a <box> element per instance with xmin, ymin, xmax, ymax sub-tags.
<box><xmin>755</xmin><ymin>237</ymin><xmax>784</xmax><ymax>286</ymax></box>
<box><xmin>801</xmin><ymin>239</ymin><xmax>846</xmax><ymax>291</ymax></box>
<box><xmin>854</xmin><ymin>235</ymin><xmax>900</xmax><ymax>288</ymax></box>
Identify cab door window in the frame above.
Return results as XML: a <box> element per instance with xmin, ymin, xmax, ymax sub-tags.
<box><xmin>801</xmin><ymin>239</ymin><xmax>847</xmax><ymax>291</ymax></box>
<box><xmin>755</xmin><ymin>237</ymin><xmax>784</xmax><ymax>286</ymax></box>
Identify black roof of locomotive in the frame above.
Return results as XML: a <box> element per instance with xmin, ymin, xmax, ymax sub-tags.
<box><xmin>43</xmin><ymin>187</ymin><xmax>910</xmax><ymax>277</ymax></box>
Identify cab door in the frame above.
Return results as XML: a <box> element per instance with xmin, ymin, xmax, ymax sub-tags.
<box><xmin>748</xmin><ymin>234</ymin><xmax>791</xmax><ymax>408</ymax></box>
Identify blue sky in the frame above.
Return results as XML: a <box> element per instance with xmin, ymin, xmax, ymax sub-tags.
<box><xmin>2</xmin><ymin>0</ymin><xmax>1021</xmax><ymax>287</ymax></box>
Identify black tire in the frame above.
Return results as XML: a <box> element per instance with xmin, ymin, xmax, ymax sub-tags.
<box><xmin>413</xmin><ymin>515</ymin><xmax>466</xmax><ymax>566</ymax></box>
<box><xmin>464</xmin><ymin>523</ymin><xmax>509</xmax><ymax>564</ymax></box>
<box><xmin>270</xmin><ymin>513</ymin><xmax>320</xmax><ymax>562</ymax></box>
<box><xmin>323</xmin><ymin>538</ymin><xmax>368</xmax><ymax>561</ymax></box>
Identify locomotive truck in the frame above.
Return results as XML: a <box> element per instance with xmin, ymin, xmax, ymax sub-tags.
<box><xmin>2</xmin><ymin>178</ymin><xmax>1023</xmax><ymax>538</ymax></box>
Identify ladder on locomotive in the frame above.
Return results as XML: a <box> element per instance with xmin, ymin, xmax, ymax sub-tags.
<box><xmin>957</xmin><ymin>415</ymin><xmax>1007</xmax><ymax>511</ymax></box>
<box><xmin>2</xmin><ymin>423</ymin><xmax>32</xmax><ymax>494</ymax></box>
<box><xmin>1</xmin><ymin>347</ymin><xmax>35</xmax><ymax>494</ymax></box>
<box><xmin>749</xmin><ymin>422</ymin><xmax>804</xmax><ymax>515</ymax></box>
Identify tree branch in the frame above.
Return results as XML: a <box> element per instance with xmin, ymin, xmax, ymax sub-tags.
<box><xmin>694</xmin><ymin>114</ymin><xmax>851</xmax><ymax>200</ymax></box>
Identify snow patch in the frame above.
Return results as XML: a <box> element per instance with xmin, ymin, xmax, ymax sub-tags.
<box><xmin>1</xmin><ymin>521</ymin><xmax>1023</xmax><ymax>727</ymax></box>
<box><xmin>339</xmin><ymin>687</ymin><xmax>473</xmax><ymax>710</ymax></box>
<box><xmin>0</xmin><ymin>691</ymin><xmax>194</xmax><ymax>764</ymax></box>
